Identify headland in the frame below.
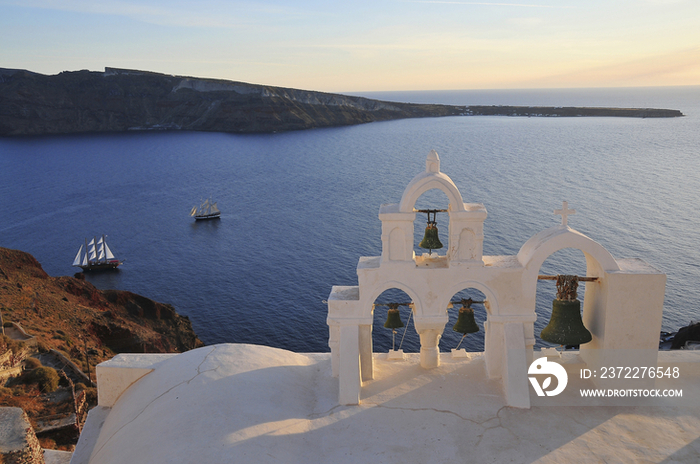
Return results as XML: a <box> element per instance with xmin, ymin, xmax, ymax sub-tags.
<box><xmin>0</xmin><ymin>68</ymin><xmax>683</xmax><ymax>137</ymax></box>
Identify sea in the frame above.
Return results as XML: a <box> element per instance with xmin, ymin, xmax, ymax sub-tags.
<box><xmin>1</xmin><ymin>86</ymin><xmax>699</xmax><ymax>354</ymax></box>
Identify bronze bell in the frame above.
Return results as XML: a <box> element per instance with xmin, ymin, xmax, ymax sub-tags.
<box><xmin>419</xmin><ymin>223</ymin><xmax>443</xmax><ymax>251</ymax></box>
<box><xmin>419</xmin><ymin>211</ymin><xmax>443</xmax><ymax>252</ymax></box>
<box><xmin>540</xmin><ymin>298</ymin><xmax>592</xmax><ymax>346</ymax></box>
<box><xmin>540</xmin><ymin>275</ymin><xmax>592</xmax><ymax>346</ymax></box>
<box><xmin>453</xmin><ymin>300</ymin><xmax>479</xmax><ymax>335</ymax></box>
<box><xmin>384</xmin><ymin>307</ymin><xmax>404</xmax><ymax>330</ymax></box>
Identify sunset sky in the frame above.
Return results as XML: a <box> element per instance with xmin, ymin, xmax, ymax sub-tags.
<box><xmin>1</xmin><ymin>0</ymin><xmax>699</xmax><ymax>92</ymax></box>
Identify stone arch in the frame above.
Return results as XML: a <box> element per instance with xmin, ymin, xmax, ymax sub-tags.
<box><xmin>441</xmin><ymin>280</ymin><xmax>500</xmax><ymax>317</ymax></box>
<box><xmin>364</xmin><ymin>281</ymin><xmax>423</xmax><ymax>319</ymax></box>
<box><xmin>403</xmin><ymin>281</ymin><xmax>497</xmax><ymax>357</ymax></box>
<box><xmin>398</xmin><ymin>172</ymin><xmax>466</xmax><ymax>213</ymax></box>
<box><xmin>518</xmin><ymin>226</ymin><xmax>619</xmax><ymax>292</ymax></box>
<box><xmin>396</xmin><ymin>160</ymin><xmax>467</xmax><ymax>258</ymax></box>
<box><xmin>517</xmin><ymin>226</ymin><xmax>620</xmax><ymax>347</ymax></box>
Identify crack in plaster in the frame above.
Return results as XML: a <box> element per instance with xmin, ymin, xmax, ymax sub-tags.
<box><xmin>90</xmin><ymin>346</ymin><xmax>218</xmax><ymax>461</ymax></box>
<box><xmin>360</xmin><ymin>402</ymin><xmax>533</xmax><ymax>455</ymax></box>
<box><xmin>306</xmin><ymin>402</ymin><xmax>507</xmax><ymax>432</ymax></box>
<box><xmin>472</xmin><ymin>407</ymin><xmax>520</xmax><ymax>450</ymax></box>
<box><xmin>187</xmin><ymin>347</ymin><xmax>219</xmax><ymax>383</ymax></box>
<box><xmin>489</xmin><ymin>406</ymin><xmax>510</xmax><ymax>428</ymax></box>
<box><xmin>351</xmin><ymin>403</ymin><xmax>518</xmax><ymax>433</ymax></box>
<box><xmin>367</xmin><ymin>403</ymin><xmax>480</xmax><ymax>425</ymax></box>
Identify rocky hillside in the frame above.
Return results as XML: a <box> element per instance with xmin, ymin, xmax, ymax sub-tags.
<box><xmin>0</xmin><ymin>246</ymin><xmax>203</xmax><ymax>450</ymax></box>
<box><xmin>0</xmin><ymin>67</ymin><xmax>467</xmax><ymax>136</ymax></box>
<box><xmin>0</xmin><ymin>247</ymin><xmax>203</xmax><ymax>362</ymax></box>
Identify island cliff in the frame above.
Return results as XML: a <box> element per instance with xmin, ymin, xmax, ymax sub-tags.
<box><xmin>0</xmin><ymin>67</ymin><xmax>683</xmax><ymax>136</ymax></box>
<box><xmin>0</xmin><ymin>67</ymin><xmax>466</xmax><ymax>136</ymax></box>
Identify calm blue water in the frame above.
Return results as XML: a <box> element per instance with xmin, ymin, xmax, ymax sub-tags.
<box><xmin>1</xmin><ymin>86</ymin><xmax>699</xmax><ymax>354</ymax></box>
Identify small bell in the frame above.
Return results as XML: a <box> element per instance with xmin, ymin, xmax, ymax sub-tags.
<box><xmin>383</xmin><ymin>304</ymin><xmax>405</xmax><ymax>352</ymax></box>
<box><xmin>384</xmin><ymin>306</ymin><xmax>404</xmax><ymax>329</ymax></box>
<box><xmin>540</xmin><ymin>275</ymin><xmax>592</xmax><ymax>346</ymax></box>
<box><xmin>453</xmin><ymin>299</ymin><xmax>479</xmax><ymax>335</ymax></box>
<box><xmin>419</xmin><ymin>211</ymin><xmax>443</xmax><ymax>252</ymax></box>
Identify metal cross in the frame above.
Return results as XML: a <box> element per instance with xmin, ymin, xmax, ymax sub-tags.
<box><xmin>554</xmin><ymin>201</ymin><xmax>576</xmax><ymax>226</ymax></box>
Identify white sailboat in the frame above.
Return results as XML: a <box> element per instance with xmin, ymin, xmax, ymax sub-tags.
<box><xmin>72</xmin><ymin>235</ymin><xmax>122</xmax><ymax>271</ymax></box>
<box><xmin>190</xmin><ymin>198</ymin><xmax>221</xmax><ymax>220</ymax></box>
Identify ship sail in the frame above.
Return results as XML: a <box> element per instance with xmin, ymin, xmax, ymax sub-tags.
<box><xmin>104</xmin><ymin>243</ymin><xmax>115</xmax><ymax>260</ymax></box>
<box><xmin>72</xmin><ymin>245</ymin><xmax>83</xmax><ymax>266</ymax></box>
<box><xmin>88</xmin><ymin>238</ymin><xmax>97</xmax><ymax>262</ymax></box>
<box><xmin>98</xmin><ymin>236</ymin><xmax>106</xmax><ymax>261</ymax></box>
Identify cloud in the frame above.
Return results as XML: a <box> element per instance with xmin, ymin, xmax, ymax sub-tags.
<box><xmin>536</xmin><ymin>47</ymin><xmax>700</xmax><ymax>87</ymax></box>
<box><xmin>0</xmin><ymin>0</ymin><xmax>278</xmax><ymax>28</ymax></box>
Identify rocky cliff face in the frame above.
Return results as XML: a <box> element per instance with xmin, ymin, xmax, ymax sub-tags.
<box><xmin>0</xmin><ymin>67</ymin><xmax>466</xmax><ymax>136</ymax></box>
<box><xmin>0</xmin><ymin>247</ymin><xmax>204</xmax><ymax>451</ymax></box>
<box><xmin>0</xmin><ymin>247</ymin><xmax>203</xmax><ymax>360</ymax></box>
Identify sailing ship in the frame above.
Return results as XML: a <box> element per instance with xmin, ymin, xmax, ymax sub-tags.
<box><xmin>190</xmin><ymin>198</ymin><xmax>221</xmax><ymax>220</ymax></box>
<box><xmin>72</xmin><ymin>235</ymin><xmax>123</xmax><ymax>271</ymax></box>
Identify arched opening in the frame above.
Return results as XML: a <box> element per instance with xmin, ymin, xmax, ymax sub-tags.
<box><xmin>413</xmin><ymin>188</ymin><xmax>451</xmax><ymax>258</ymax></box>
<box><xmin>534</xmin><ymin>247</ymin><xmax>591</xmax><ymax>348</ymax></box>
<box><xmin>440</xmin><ymin>287</ymin><xmax>488</xmax><ymax>352</ymax></box>
<box><xmin>372</xmin><ymin>288</ymin><xmax>420</xmax><ymax>353</ymax></box>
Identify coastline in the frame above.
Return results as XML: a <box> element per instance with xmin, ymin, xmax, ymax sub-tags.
<box><xmin>0</xmin><ymin>67</ymin><xmax>684</xmax><ymax>137</ymax></box>
<box><xmin>463</xmin><ymin>105</ymin><xmax>683</xmax><ymax>118</ymax></box>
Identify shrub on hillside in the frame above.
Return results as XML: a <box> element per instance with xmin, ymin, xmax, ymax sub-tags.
<box><xmin>23</xmin><ymin>357</ymin><xmax>42</xmax><ymax>370</ymax></box>
<box><xmin>26</xmin><ymin>366</ymin><xmax>60</xmax><ymax>392</ymax></box>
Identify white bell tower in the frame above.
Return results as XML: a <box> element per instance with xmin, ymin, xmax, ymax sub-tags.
<box><xmin>327</xmin><ymin>151</ymin><xmax>666</xmax><ymax>408</ymax></box>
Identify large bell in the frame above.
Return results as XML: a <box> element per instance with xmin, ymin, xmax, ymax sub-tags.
<box><xmin>453</xmin><ymin>307</ymin><xmax>479</xmax><ymax>335</ymax></box>
<box><xmin>540</xmin><ymin>298</ymin><xmax>592</xmax><ymax>346</ymax></box>
<box><xmin>384</xmin><ymin>308</ymin><xmax>404</xmax><ymax>330</ymax></box>
<box><xmin>419</xmin><ymin>223</ymin><xmax>443</xmax><ymax>251</ymax></box>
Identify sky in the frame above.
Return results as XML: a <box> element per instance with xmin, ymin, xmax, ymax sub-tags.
<box><xmin>1</xmin><ymin>0</ymin><xmax>699</xmax><ymax>92</ymax></box>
